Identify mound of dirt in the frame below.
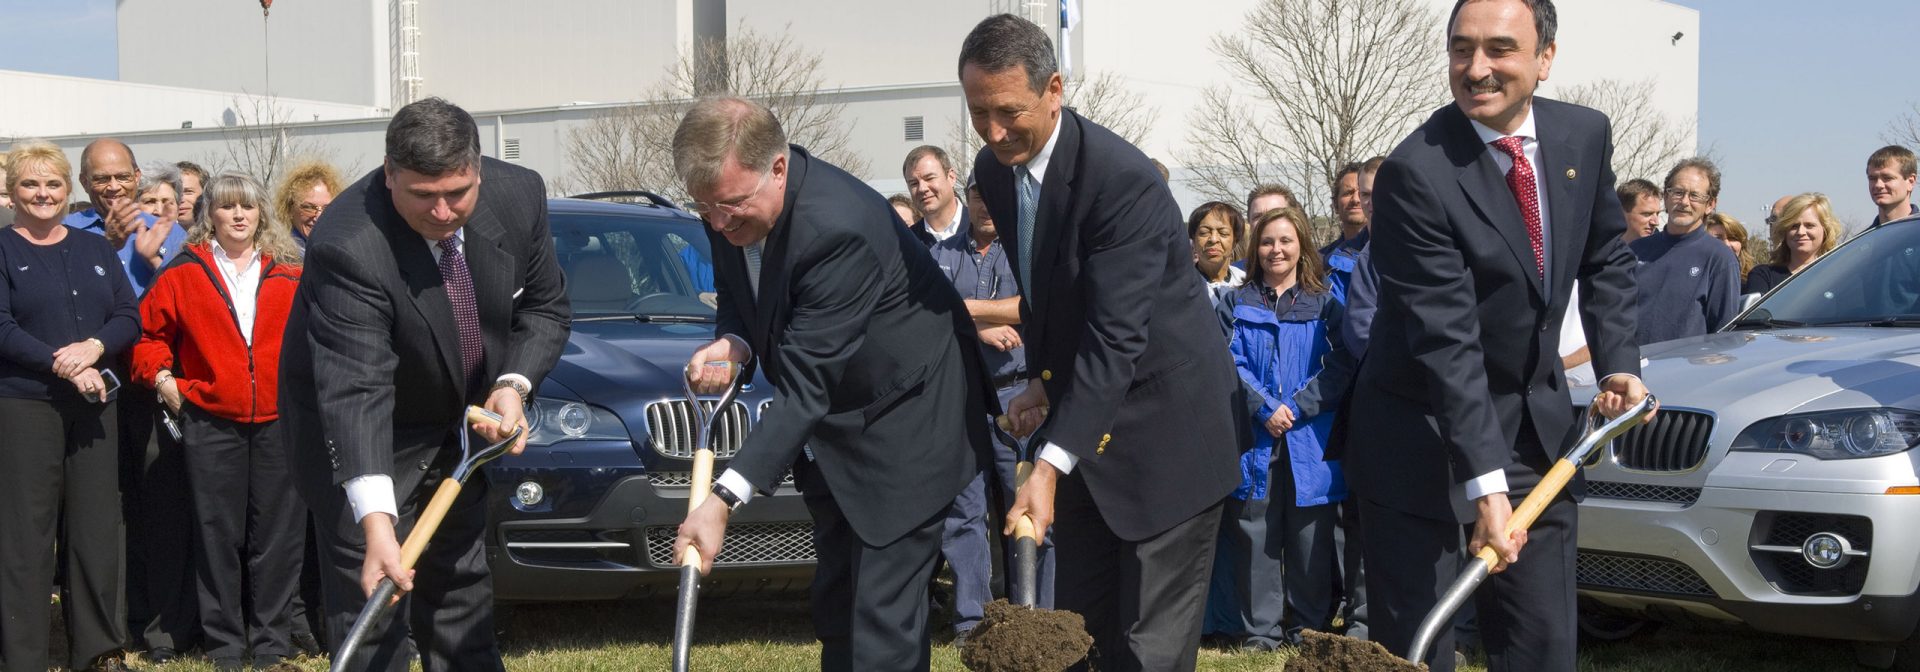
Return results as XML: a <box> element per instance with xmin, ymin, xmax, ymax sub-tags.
<box><xmin>959</xmin><ymin>599</ymin><xmax>1093</xmax><ymax>672</ymax></box>
<box><xmin>1284</xmin><ymin>630</ymin><xmax>1425</xmax><ymax>672</ymax></box>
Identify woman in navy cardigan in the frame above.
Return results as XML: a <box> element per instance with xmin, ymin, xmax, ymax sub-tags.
<box><xmin>0</xmin><ymin>141</ymin><xmax>139</xmax><ymax>672</ymax></box>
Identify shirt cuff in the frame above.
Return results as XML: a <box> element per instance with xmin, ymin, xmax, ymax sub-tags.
<box><xmin>1598</xmin><ymin>372</ymin><xmax>1642</xmax><ymax>387</ymax></box>
<box><xmin>716</xmin><ymin>468</ymin><xmax>755</xmax><ymax>506</ymax></box>
<box><xmin>344</xmin><ymin>474</ymin><xmax>398</xmax><ymax>524</ymax></box>
<box><xmin>1464</xmin><ymin>469</ymin><xmax>1509</xmax><ymax>501</ymax></box>
<box><xmin>1037</xmin><ymin>442</ymin><xmax>1079</xmax><ymax>475</ymax></box>
<box><xmin>496</xmin><ymin>373</ymin><xmax>533</xmax><ymax>397</ymax></box>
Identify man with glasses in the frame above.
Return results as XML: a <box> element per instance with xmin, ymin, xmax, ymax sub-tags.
<box><xmin>1628</xmin><ymin>157</ymin><xmax>1741</xmax><ymax>345</ymax></box>
<box><xmin>66</xmin><ymin>139</ymin><xmax>187</xmax><ymax>296</ymax></box>
<box><xmin>673</xmin><ymin>95</ymin><xmax>994</xmax><ymax>671</ymax></box>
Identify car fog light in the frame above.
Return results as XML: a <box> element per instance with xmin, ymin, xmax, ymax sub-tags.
<box><xmin>1802</xmin><ymin>532</ymin><xmax>1851</xmax><ymax>569</ymax></box>
<box><xmin>557</xmin><ymin>402</ymin><xmax>592</xmax><ymax>438</ymax></box>
<box><xmin>516</xmin><ymin>481</ymin><xmax>544</xmax><ymax>507</ymax></box>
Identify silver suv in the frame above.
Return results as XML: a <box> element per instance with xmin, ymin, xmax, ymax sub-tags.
<box><xmin>1575</xmin><ymin>216</ymin><xmax>1920</xmax><ymax>669</ymax></box>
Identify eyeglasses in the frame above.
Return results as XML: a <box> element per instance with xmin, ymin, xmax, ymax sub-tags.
<box><xmin>86</xmin><ymin>173</ymin><xmax>137</xmax><ymax>188</ymax></box>
<box><xmin>1663</xmin><ymin>188</ymin><xmax>1712</xmax><ymax>205</ymax></box>
<box><xmin>687</xmin><ymin>171</ymin><xmax>771</xmax><ymax>217</ymax></box>
<box><xmin>297</xmin><ymin>202</ymin><xmax>328</xmax><ymax>215</ymax></box>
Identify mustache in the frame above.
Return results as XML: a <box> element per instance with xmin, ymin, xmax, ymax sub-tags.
<box><xmin>1464</xmin><ymin>75</ymin><xmax>1501</xmax><ymax>91</ymax></box>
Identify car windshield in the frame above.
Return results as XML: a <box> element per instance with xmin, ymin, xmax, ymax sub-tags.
<box><xmin>550</xmin><ymin>211</ymin><xmax>717</xmax><ymax>322</ymax></box>
<box><xmin>1743</xmin><ymin>220</ymin><xmax>1920</xmax><ymax>326</ymax></box>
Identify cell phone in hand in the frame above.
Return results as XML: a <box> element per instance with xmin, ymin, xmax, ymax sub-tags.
<box><xmin>95</xmin><ymin>369</ymin><xmax>122</xmax><ymax>403</ymax></box>
<box><xmin>161</xmin><ymin>409</ymin><xmax>183</xmax><ymax>441</ymax></box>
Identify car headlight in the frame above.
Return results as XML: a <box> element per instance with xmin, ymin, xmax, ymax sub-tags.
<box><xmin>525</xmin><ymin>398</ymin><xmax>629</xmax><ymax>447</ymax></box>
<box><xmin>1730</xmin><ymin>408</ymin><xmax>1920</xmax><ymax>459</ymax></box>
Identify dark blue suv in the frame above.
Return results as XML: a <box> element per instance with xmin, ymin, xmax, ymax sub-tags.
<box><xmin>482</xmin><ymin>193</ymin><xmax>814</xmax><ymax>601</ymax></box>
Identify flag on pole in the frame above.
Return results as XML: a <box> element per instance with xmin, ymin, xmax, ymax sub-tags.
<box><xmin>1060</xmin><ymin>0</ymin><xmax>1081</xmax><ymax>80</ymax></box>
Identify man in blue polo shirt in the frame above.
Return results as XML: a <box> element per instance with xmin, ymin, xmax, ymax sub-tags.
<box><xmin>929</xmin><ymin>175</ymin><xmax>1052</xmax><ymax>643</ymax></box>
<box><xmin>1320</xmin><ymin>161</ymin><xmax>1372</xmax><ymax>304</ymax></box>
<box><xmin>66</xmin><ymin>139</ymin><xmax>187</xmax><ymax>296</ymax></box>
<box><xmin>1630</xmin><ymin>157</ymin><xmax>1741</xmax><ymax>345</ymax></box>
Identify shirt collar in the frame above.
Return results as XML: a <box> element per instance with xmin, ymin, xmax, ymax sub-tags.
<box><xmin>423</xmin><ymin>227</ymin><xmax>465</xmax><ymax>252</ymax></box>
<box><xmin>1468</xmin><ymin>107</ymin><xmax>1538</xmax><ymax>147</ymax></box>
<box><xmin>1022</xmin><ymin>113</ymin><xmax>1066</xmax><ymax>186</ymax></box>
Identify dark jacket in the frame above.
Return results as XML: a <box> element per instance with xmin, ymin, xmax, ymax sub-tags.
<box><xmin>1344</xmin><ymin>98</ymin><xmax>1641</xmax><ymax>523</ymax></box>
<box><xmin>1628</xmin><ymin>223</ymin><xmax>1741</xmax><ymax>345</ymax></box>
<box><xmin>282</xmin><ymin>157</ymin><xmax>571</xmax><ymax>513</ymax></box>
<box><xmin>973</xmin><ymin>108</ymin><xmax>1241</xmax><ymax>541</ymax></box>
<box><xmin>710</xmin><ymin>145</ymin><xmax>992</xmax><ymax>547</ymax></box>
<box><xmin>133</xmin><ymin>243</ymin><xmax>301</xmax><ymax>423</ymax></box>
<box><xmin>0</xmin><ymin>226</ymin><xmax>139</xmax><ymax>403</ymax></box>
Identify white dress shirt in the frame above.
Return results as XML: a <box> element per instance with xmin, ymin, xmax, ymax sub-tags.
<box><xmin>211</xmin><ymin>247</ymin><xmax>261</xmax><ymax>345</ymax></box>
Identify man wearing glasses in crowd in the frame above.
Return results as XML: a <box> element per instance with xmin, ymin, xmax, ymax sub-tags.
<box><xmin>66</xmin><ymin>138</ymin><xmax>188</xmax><ymax>295</ymax></box>
<box><xmin>1627</xmin><ymin>157</ymin><xmax>1741</xmax><ymax>345</ymax></box>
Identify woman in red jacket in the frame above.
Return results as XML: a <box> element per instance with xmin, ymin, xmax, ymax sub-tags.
<box><xmin>133</xmin><ymin>173</ymin><xmax>304</xmax><ymax>671</ymax></box>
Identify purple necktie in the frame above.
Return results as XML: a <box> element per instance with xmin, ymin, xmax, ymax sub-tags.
<box><xmin>437</xmin><ymin>237</ymin><xmax>483</xmax><ymax>382</ymax></box>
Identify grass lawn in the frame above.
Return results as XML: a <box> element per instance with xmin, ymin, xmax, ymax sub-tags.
<box><xmin>119</xmin><ymin>594</ymin><xmax>1867</xmax><ymax>671</ymax></box>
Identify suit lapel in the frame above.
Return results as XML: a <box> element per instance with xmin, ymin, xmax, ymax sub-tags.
<box><xmin>1536</xmin><ymin>103</ymin><xmax>1585</xmax><ymax>309</ymax></box>
<box><xmin>385</xmin><ymin>197</ymin><xmax>465</xmax><ymax>396</ymax></box>
<box><xmin>753</xmin><ymin>147</ymin><xmax>806</xmax><ymax>361</ymax></box>
<box><xmin>462</xmin><ymin>200</ymin><xmax>514</xmax><ymax>386</ymax></box>
<box><xmin>1451</xmin><ymin>109</ymin><xmax>1547</xmax><ymax>299</ymax></box>
<box><xmin>1029</xmin><ymin>110</ymin><xmax>1081</xmax><ymax>317</ymax></box>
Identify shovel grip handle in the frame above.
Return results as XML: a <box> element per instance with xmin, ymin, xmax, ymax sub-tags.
<box><xmin>1471</xmin><ymin>457</ymin><xmax>1582</xmax><ymax>568</ymax></box>
<box><xmin>400</xmin><ymin>479</ymin><xmax>463</xmax><ymax>569</ymax></box>
<box><xmin>466</xmin><ymin>405</ymin><xmax>504</xmax><ymax>429</ymax></box>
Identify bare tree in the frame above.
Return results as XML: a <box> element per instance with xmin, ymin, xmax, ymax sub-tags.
<box><xmin>1180</xmin><ymin>0</ymin><xmax>1447</xmax><ymax>225</ymax></box>
<box><xmin>944</xmin><ymin>111</ymin><xmax>985</xmax><ymax>178</ymax></box>
<box><xmin>217</xmin><ymin>94</ymin><xmax>332</xmax><ymax>187</ymax></box>
<box><xmin>1066</xmin><ymin>71</ymin><xmax>1160</xmax><ymax>147</ymax></box>
<box><xmin>1556</xmin><ymin>78</ymin><xmax>1695</xmax><ymax>183</ymax></box>
<box><xmin>1882</xmin><ymin>101</ymin><xmax>1920</xmax><ymax>149</ymax></box>
<box><xmin>562</xmin><ymin>23</ymin><xmax>867</xmax><ymax>202</ymax></box>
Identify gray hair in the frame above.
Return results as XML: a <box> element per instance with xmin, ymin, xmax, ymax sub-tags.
<box><xmin>138</xmin><ymin>161</ymin><xmax>183</xmax><ymax>201</ymax></box>
<box><xmin>671</xmin><ymin>96</ymin><xmax>788</xmax><ymax>190</ymax></box>
<box><xmin>385</xmin><ymin>97</ymin><xmax>481</xmax><ymax>175</ymax></box>
<box><xmin>958</xmin><ymin>14</ymin><xmax>1058</xmax><ymax>93</ymax></box>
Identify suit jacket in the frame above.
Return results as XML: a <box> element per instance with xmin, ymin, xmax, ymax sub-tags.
<box><xmin>973</xmin><ymin>108</ymin><xmax>1240</xmax><ymax>541</ymax></box>
<box><xmin>712</xmin><ymin>145</ymin><xmax>991</xmax><ymax>547</ymax></box>
<box><xmin>1342</xmin><ymin>98</ymin><xmax>1639</xmax><ymax>523</ymax></box>
<box><xmin>283</xmin><ymin>157</ymin><xmax>571</xmax><ymax>517</ymax></box>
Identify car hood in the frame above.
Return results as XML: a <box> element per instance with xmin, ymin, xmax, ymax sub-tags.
<box><xmin>1641</xmin><ymin>328</ymin><xmax>1920</xmax><ymax>414</ymax></box>
<box><xmin>543</xmin><ymin>320</ymin><xmax>722</xmax><ymax>402</ymax></box>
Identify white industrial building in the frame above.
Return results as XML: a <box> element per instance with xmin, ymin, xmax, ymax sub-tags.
<box><xmin>4</xmin><ymin>0</ymin><xmax>1699</xmax><ymax>212</ymax></box>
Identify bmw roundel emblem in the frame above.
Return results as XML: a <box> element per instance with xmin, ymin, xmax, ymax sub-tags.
<box><xmin>94</xmin><ymin>265</ymin><xmax>106</xmax><ymax>276</ymax></box>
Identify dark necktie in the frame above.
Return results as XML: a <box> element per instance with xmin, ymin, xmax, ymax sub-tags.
<box><xmin>1491</xmin><ymin>136</ymin><xmax>1544</xmax><ymax>279</ymax></box>
<box><xmin>437</xmin><ymin>237</ymin><xmax>483</xmax><ymax>382</ymax></box>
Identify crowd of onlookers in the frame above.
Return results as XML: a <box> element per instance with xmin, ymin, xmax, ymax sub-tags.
<box><xmin>886</xmin><ymin>142</ymin><xmax>1918</xmax><ymax>654</ymax></box>
<box><xmin>3</xmin><ymin>126</ymin><xmax>1912</xmax><ymax>670</ymax></box>
<box><xmin>0</xmin><ymin>137</ymin><xmax>342</xmax><ymax>671</ymax></box>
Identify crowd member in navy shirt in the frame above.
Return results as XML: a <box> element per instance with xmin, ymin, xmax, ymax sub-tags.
<box><xmin>1320</xmin><ymin>162</ymin><xmax>1371</xmax><ymax>304</ymax></box>
<box><xmin>1630</xmin><ymin>158</ymin><xmax>1741</xmax><ymax>345</ymax></box>
<box><xmin>927</xmin><ymin>175</ymin><xmax>1052</xmax><ymax>641</ymax></box>
<box><xmin>65</xmin><ymin>139</ymin><xmax>187</xmax><ymax>296</ymax></box>
<box><xmin>0</xmin><ymin>140</ymin><xmax>140</xmax><ymax>672</ymax></box>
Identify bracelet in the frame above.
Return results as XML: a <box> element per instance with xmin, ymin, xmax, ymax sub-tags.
<box><xmin>154</xmin><ymin>370</ymin><xmax>173</xmax><ymax>386</ymax></box>
<box><xmin>87</xmin><ymin>338</ymin><xmax>105</xmax><ymax>355</ymax></box>
<box><xmin>491</xmin><ymin>378</ymin><xmax>530</xmax><ymax>402</ymax></box>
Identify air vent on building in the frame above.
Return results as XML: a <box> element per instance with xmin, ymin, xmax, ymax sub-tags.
<box><xmin>503</xmin><ymin>138</ymin><xmax>522</xmax><ymax>161</ymax></box>
<box><xmin>904</xmin><ymin>116</ymin><xmax>925</xmax><ymax>142</ymax></box>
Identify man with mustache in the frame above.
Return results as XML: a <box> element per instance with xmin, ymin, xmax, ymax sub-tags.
<box><xmin>1340</xmin><ymin>1</ymin><xmax>1651</xmax><ymax>670</ymax></box>
<box><xmin>1627</xmin><ymin>157</ymin><xmax>1740</xmax><ymax>345</ymax></box>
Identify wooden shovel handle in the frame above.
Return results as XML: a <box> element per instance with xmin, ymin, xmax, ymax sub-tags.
<box><xmin>1472</xmin><ymin>458</ymin><xmax>1580</xmax><ymax>566</ymax></box>
<box><xmin>399</xmin><ymin>479</ymin><xmax>463</xmax><ymax>570</ymax></box>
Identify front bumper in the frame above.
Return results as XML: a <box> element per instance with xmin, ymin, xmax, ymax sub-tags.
<box><xmin>483</xmin><ymin>441</ymin><xmax>815</xmax><ymax>602</ymax></box>
<box><xmin>1578</xmin><ymin>483</ymin><xmax>1920</xmax><ymax>642</ymax></box>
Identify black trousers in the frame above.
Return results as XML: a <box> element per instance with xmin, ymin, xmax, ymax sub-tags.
<box><xmin>1360</xmin><ymin>493</ymin><xmax>1578</xmax><ymax>672</ymax></box>
<box><xmin>0</xmin><ymin>396</ymin><xmax>127</xmax><ymax>671</ymax></box>
<box><xmin>1054</xmin><ymin>471</ymin><xmax>1221</xmax><ymax>672</ymax></box>
<box><xmin>799</xmin><ymin>459</ymin><xmax>945</xmax><ymax>672</ymax></box>
<box><xmin>314</xmin><ymin>466</ymin><xmax>503</xmax><ymax>672</ymax></box>
<box><xmin>180</xmin><ymin>407</ymin><xmax>302</xmax><ymax>662</ymax></box>
<box><xmin>118</xmin><ymin>389</ymin><xmax>199</xmax><ymax>652</ymax></box>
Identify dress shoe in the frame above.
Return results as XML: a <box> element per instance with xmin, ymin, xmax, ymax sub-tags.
<box><xmin>292</xmin><ymin>631</ymin><xmax>324</xmax><ymax>657</ymax></box>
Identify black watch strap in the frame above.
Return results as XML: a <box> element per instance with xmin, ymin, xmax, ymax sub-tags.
<box><xmin>711</xmin><ymin>483</ymin><xmax>745</xmax><ymax>512</ymax></box>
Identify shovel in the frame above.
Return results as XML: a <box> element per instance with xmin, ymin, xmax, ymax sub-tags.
<box><xmin>994</xmin><ymin>414</ymin><xmax>1042</xmax><ymax>607</ymax></box>
<box><xmin>671</xmin><ymin>361</ymin><xmax>745</xmax><ymax>672</ymax></box>
<box><xmin>1402</xmin><ymin>392</ymin><xmax>1657</xmax><ymax>665</ymax></box>
<box><xmin>331</xmin><ymin>406</ymin><xmax>523</xmax><ymax>672</ymax></box>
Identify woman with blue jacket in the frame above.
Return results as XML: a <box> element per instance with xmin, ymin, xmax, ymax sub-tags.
<box><xmin>1216</xmin><ymin>206</ymin><xmax>1355</xmax><ymax>650</ymax></box>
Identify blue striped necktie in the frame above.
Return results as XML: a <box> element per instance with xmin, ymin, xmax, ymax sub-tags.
<box><xmin>1015</xmin><ymin>166</ymin><xmax>1037</xmax><ymax>291</ymax></box>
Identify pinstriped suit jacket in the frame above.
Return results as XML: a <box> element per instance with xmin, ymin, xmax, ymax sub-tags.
<box><xmin>282</xmin><ymin>156</ymin><xmax>570</xmax><ymax>515</ymax></box>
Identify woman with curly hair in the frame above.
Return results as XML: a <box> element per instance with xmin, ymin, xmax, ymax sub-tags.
<box><xmin>132</xmin><ymin>173</ymin><xmax>305</xmax><ymax>670</ymax></box>
<box><xmin>274</xmin><ymin>160</ymin><xmax>343</xmax><ymax>252</ymax></box>
<box><xmin>1744</xmin><ymin>193</ymin><xmax>1843</xmax><ymax>295</ymax></box>
<box><xmin>1704</xmin><ymin>212</ymin><xmax>1755</xmax><ymax>284</ymax></box>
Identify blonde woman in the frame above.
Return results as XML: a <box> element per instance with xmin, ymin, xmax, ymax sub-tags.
<box><xmin>1745</xmin><ymin>193</ymin><xmax>1843</xmax><ymax>295</ymax></box>
<box><xmin>1704</xmin><ymin>212</ymin><xmax>1756</xmax><ymax>283</ymax></box>
<box><xmin>274</xmin><ymin>160</ymin><xmax>343</xmax><ymax>252</ymax></box>
<box><xmin>132</xmin><ymin>173</ymin><xmax>305</xmax><ymax>670</ymax></box>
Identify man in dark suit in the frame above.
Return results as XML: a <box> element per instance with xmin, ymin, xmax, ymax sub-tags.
<box><xmin>672</xmin><ymin>96</ymin><xmax>991</xmax><ymax>672</ymax></box>
<box><xmin>281</xmin><ymin>97</ymin><xmax>570</xmax><ymax>671</ymax></box>
<box><xmin>1342</xmin><ymin>2</ymin><xmax>1652</xmax><ymax>670</ymax></box>
<box><xmin>959</xmin><ymin>15</ymin><xmax>1241</xmax><ymax>672</ymax></box>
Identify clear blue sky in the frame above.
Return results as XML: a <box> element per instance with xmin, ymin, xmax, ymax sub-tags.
<box><xmin>3</xmin><ymin>0</ymin><xmax>1914</xmax><ymax>228</ymax></box>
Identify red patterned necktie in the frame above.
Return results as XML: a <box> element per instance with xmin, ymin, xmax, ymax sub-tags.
<box><xmin>437</xmin><ymin>237</ymin><xmax>483</xmax><ymax>382</ymax></box>
<box><xmin>1491</xmin><ymin>136</ymin><xmax>1544</xmax><ymax>279</ymax></box>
